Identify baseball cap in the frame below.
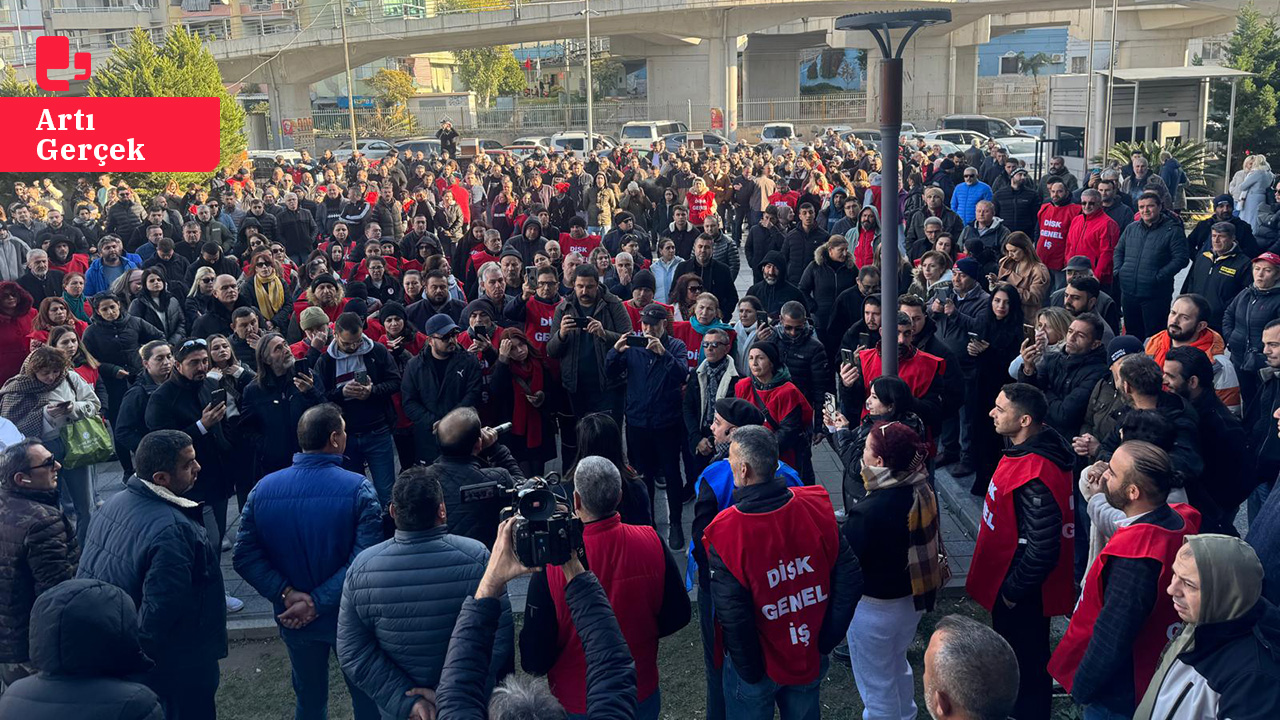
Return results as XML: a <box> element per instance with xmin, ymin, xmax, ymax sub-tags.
<box><xmin>1255</xmin><ymin>252</ymin><xmax>1280</xmax><ymax>267</ymax></box>
<box><xmin>640</xmin><ymin>303</ymin><xmax>669</xmax><ymax>324</ymax></box>
<box><xmin>423</xmin><ymin>313</ymin><xmax>459</xmax><ymax>337</ymax></box>
<box><xmin>1065</xmin><ymin>256</ymin><xmax>1094</xmax><ymax>271</ymax></box>
<box><xmin>1107</xmin><ymin>335</ymin><xmax>1144</xmax><ymax>365</ymax></box>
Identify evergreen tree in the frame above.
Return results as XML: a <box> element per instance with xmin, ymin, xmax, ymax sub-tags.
<box><xmin>455</xmin><ymin>47</ymin><xmax>526</xmax><ymax>107</ymax></box>
<box><xmin>1209</xmin><ymin>3</ymin><xmax>1280</xmax><ymax>167</ymax></box>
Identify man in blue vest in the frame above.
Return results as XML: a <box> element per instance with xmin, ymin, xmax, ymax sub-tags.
<box><xmin>687</xmin><ymin>398</ymin><xmax>802</xmax><ymax>720</ymax></box>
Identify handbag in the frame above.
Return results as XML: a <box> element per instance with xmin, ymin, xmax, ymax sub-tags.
<box><xmin>60</xmin><ymin>415</ymin><xmax>115</xmax><ymax>469</ymax></box>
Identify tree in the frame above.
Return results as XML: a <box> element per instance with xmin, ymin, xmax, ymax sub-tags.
<box><xmin>591</xmin><ymin>56</ymin><xmax>624</xmax><ymax>99</ymax></box>
<box><xmin>1209</xmin><ymin>3</ymin><xmax>1280</xmax><ymax>168</ymax></box>
<box><xmin>1097</xmin><ymin>140</ymin><xmax>1220</xmax><ymax>197</ymax></box>
<box><xmin>87</xmin><ymin>27</ymin><xmax>246</xmax><ymax>193</ymax></box>
<box><xmin>454</xmin><ymin>47</ymin><xmax>525</xmax><ymax>107</ymax></box>
<box><xmin>370</xmin><ymin>68</ymin><xmax>416</xmax><ymax>107</ymax></box>
<box><xmin>0</xmin><ymin>66</ymin><xmax>43</xmax><ymax>97</ymax></box>
<box><xmin>1017</xmin><ymin>51</ymin><xmax>1055</xmax><ymax>78</ymax></box>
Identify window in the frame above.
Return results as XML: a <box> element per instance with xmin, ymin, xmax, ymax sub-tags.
<box><xmin>1071</xmin><ymin>56</ymin><xmax>1086</xmax><ymax>74</ymax></box>
<box><xmin>999</xmin><ymin>53</ymin><xmax>1020</xmax><ymax>75</ymax></box>
<box><xmin>1057</xmin><ymin>126</ymin><xmax>1084</xmax><ymax>158</ymax></box>
<box><xmin>1113</xmin><ymin>127</ymin><xmax>1147</xmax><ymax>144</ymax></box>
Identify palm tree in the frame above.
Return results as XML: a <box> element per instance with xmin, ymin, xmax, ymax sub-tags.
<box><xmin>1017</xmin><ymin>52</ymin><xmax>1056</xmax><ymax>78</ymax></box>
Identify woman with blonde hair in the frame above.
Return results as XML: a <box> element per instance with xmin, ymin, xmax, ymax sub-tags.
<box><xmin>185</xmin><ymin>265</ymin><xmax>217</xmax><ymax>330</ymax></box>
<box><xmin>994</xmin><ymin>231</ymin><xmax>1050</xmax><ymax>322</ymax></box>
<box><xmin>1242</xmin><ymin>154</ymin><xmax>1275</xmax><ymax>229</ymax></box>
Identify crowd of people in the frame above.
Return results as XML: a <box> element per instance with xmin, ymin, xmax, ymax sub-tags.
<box><xmin>0</xmin><ymin>127</ymin><xmax>1279</xmax><ymax>720</ymax></box>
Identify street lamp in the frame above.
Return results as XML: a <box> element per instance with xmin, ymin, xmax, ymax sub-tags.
<box><xmin>835</xmin><ymin>9</ymin><xmax>951</xmax><ymax>376</ymax></box>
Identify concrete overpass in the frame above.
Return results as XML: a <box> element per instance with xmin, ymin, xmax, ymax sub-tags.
<box><xmin>202</xmin><ymin>0</ymin><xmax>1241</xmax><ymax>145</ymax></box>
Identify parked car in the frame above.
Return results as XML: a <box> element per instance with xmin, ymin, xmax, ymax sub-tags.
<box><xmin>332</xmin><ymin>138</ymin><xmax>397</xmax><ymax>163</ymax></box>
<box><xmin>761</xmin><ymin>122</ymin><xmax>798</xmax><ymax>142</ymax></box>
<box><xmin>921</xmin><ymin>129</ymin><xmax>991</xmax><ymax>147</ymax></box>
<box><xmin>936</xmin><ymin>114</ymin><xmax>1019</xmax><ymax>138</ymax></box>
<box><xmin>620</xmin><ymin>121</ymin><xmax>687</xmax><ymax>149</ymax></box>
<box><xmin>457</xmin><ymin>138</ymin><xmax>508</xmax><ymax>161</ymax></box>
<box><xmin>549</xmin><ymin>131</ymin><xmax>616</xmax><ymax>157</ymax></box>
<box><xmin>841</xmin><ymin>128</ymin><xmax>882</xmax><ymax>146</ymax></box>
<box><xmin>247</xmin><ymin>149</ymin><xmax>303</xmax><ymax>163</ymax></box>
<box><xmin>999</xmin><ymin>135</ymin><xmax>1044</xmax><ymax>174</ymax></box>
<box><xmin>394</xmin><ymin>137</ymin><xmax>442</xmax><ymax>158</ymax></box>
<box><xmin>661</xmin><ymin>131</ymin><xmax>730</xmax><ymax>152</ymax></box>
<box><xmin>1012</xmin><ymin>116</ymin><xmax>1048</xmax><ymax>137</ymax></box>
<box><xmin>901</xmin><ymin>122</ymin><xmax>918</xmax><ymax>134</ymax></box>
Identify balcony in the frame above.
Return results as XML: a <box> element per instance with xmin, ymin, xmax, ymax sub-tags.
<box><xmin>238</xmin><ymin>0</ymin><xmax>297</xmax><ymax>23</ymax></box>
<box><xmin>45</xmin><ymin>0</ymin><xmax>166</xmax><ymax>30</ymax></box>
<box><xmin>179</xmin><ymin>0</ymin><xmax>232</xmax><ymax>17</ymax></box>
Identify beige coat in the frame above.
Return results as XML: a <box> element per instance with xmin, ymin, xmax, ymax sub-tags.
<box><xmin>997</xmin><ymin>256</ymin><xmax>1050</xmax><ymax>322</ymax></box>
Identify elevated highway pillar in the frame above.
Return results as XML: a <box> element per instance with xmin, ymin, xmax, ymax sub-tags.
<box><xmin>612</xmin><ymin>33</ymin><xmax>740</xmax><ymax>133</ymax></box>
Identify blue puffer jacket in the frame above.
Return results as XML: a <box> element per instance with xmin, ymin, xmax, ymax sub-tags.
<box><xmin>604</xmin><ymin>334</ymin><xmax>689</xmax><ymax>429</ymax></box>
<box><xmin>232</xmin><ymin>453</ymin><xmax>382</xmax><ymax>637</ymax></box>
<box><xmin>337</xmin><ymin>525</ymin><xmax>514</xmax><ymax>720</ymax></box>
<box><xmin>76</xmin><ymin>477</ymin><xmax>227</xmax><ymax>677</ymax></box>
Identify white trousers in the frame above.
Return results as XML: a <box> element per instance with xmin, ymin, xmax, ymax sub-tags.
<box><xmin>847</xmin><ymin>595</ymin><xmax>924</xmax><ymax>720</ymax></box>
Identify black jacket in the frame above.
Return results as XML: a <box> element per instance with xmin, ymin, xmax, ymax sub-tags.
<box><xmin>190</xmin><ymin>295</ymin><xmax>256</xmax><ymax>340</ymax></box>
<box><xmin>780</xmin><ymin>223</ymin><xmax>830</xmax><ymax>286</ymax></box>
<box><xmin>430</xmin><ymin>446</ymin><xmax>523</xmax><ymax>549</ymax></box>
<box><xmin>1187</xmin><ymin>214</ymin><xmax>1258</xmax><ymax>258</ymax></box>
<box><xmin>76</xmin><ymin>478</ymin><xmax>228</xmax><ymax>682</ymax></box>
<box><xmin>113</xmin><ymin>371</ymin><xmax>163</xmax><ymax>460</ymax></box>
<box><xmin>707</xmin><ymin>478</ymin><xmax>862</xmax><ymax>685</ymax></box>
<box><xmin>239</xmin><ymin>373</ymin><xmax>327</xmax><ymax>478</ymax></box>
<box><xmin>1188</xmin><ymin>388</ymin><xmax>1253</xmax><ymax>532</ymax></box>
<box><xmin>672</xmin><ymin>258</ymin><xmax>737</xmax><ymax>322</ymax></box>
<box><xmin>401</xmin><ymin>349</ymin><xmax>483</xmax><ymax>463</ymax></box>
<box><xmin>276</xmin><ymin>207</ymin><xmax>319</xmax><ymax>259</ymax></box>
<box><xmin>1115</xmin><ymin>214</ymin><xmax>1191</xmax><ymax>299</ymax></box>
<box><xmin>1224</xmin><ymin>284</ymin><xmax>1280</xmax><ymax>375</ymax></box>
<box><xmin>128</xmin><ymin>293</ymin><xmax>186</xmax><ymax>345</ymax></box>
<box><xmin>842</xmin><ymin>476</ymin><xmax>934</xmax><ymax>605</ymax></box>
<box><xmin>1182</xmin><ymin>248</ymin><xmax>1252</xmax><ymax>331</ymax></box>
<box><xmin>744</xmin><ymin>223</ymin><xmax>784</xmax><ymax>284</ymax></box>
<box><xmin>1025</xmin><ymin>345</ymin><xmax>1110</xmax><ymax>438</ymax></box>
<box><xmin>436</xmin><ymin>572</ymin><xmax>637</xmax><ymax>720</ymax></box>
<box><xmin>407</xmin><ymin>295</ymin><xmax>467</xmax><ymax>328</ymax></box>
<box><xmin>745</xmin><ymin>251</ymin><xmax>807</xmax><ymax>317</ymax></box>
<box><xmin>998</xmin><ymin>427</ymin><xmax>1074</xmax><ymax>605</ymax></box>
<box><xmin>0</xmin><ymin>579</ymin><xmax>162</xmax><ymax>720</ymax></box>
<box><xmin>82</xmin><ymin>315</ymin><xmax>164</xmax><ymax>385</ymax></box>
<box><xmin>992</xmin><ymin>184</ymin><xmax>1041</xmax><ymax>237</ymax></box>
<box><xmin>1099</xmin><ymin>390</ymin><xmax>1205</xmax><ymax>490</ymax></box>
<box><xmin>0</xmin><ymin>485</ymin><xmax>77</xmax><ymax>663</ymax></box>
<box><xmin>905</xmin><ymin>208</ymin><xmax>965</xmax><ymax>255</ymax></box>
<box><xmin>17</xmin><ymin>270</ymin><xmax>64</xmax><ymax>305</ymax></box>
<box><xmin>145</xmin><ymin>373</ymin><xmax>233</xmax><ymax>502</ymax></box>
<box><xmin>799</xmin><ymin>249</ymin><xmax>856</xmax><ymax>334</ymax></box>
<box><xmin>765</xmin><ymin>322</ymin><xmax>830</xmax><ymax>415</ymax></box>
<box><xmin>313</xmin><ymin>338</ymin><xmax>401</xmax><ymax>435</ymax></box>
<box><xmin>141</xmin><ymin>254</ymin><xmax>191</xmax><ymax>295</ymax></box>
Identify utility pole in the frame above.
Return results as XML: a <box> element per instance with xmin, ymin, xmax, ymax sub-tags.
<box><xmin>338</xmin><ymin>0</ymin><xmax>358</xmax><ymax>150</ymax></box>
<box><xmin>583</xmin><ymin>0</ymin><xmax>594</xmax><ymax>143</ymax></box>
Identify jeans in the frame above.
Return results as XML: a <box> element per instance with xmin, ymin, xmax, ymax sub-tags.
<box><xmin>282</xmin><ymin>632</ymin><xmax>379</xmax><ymax>720</ymax></box>
<box><xmin>722</xmin><ymin>654</ymin><xmax>828</xmax><ymax>720</ymax></box>
<box><xmin>567</xmin><ymin>689</ymin><xmax>661</xmax><ymax>720</ymax></box>
<box><xmin>58</xmin><ymin>464</ymin><xmax>94</xmax><ymax>549</ymax></box>
<box><xmin>991</xmin><ymin>593</ymin><xmax>1050</xmax><ymax>720</ymax></box>
<box><xmin>1083</xmin><ymin>704</ymin><xmax>1132</xmax><ymax>720</ymax></box>
<box><xmin>343</xmin><ymin>429</ymin><xmax>397</xmax><ymax>508</ymax></box>
<box><xmin>698</xmin><ymin>591</ymin><xmax>726</xmax><ymax>720</ymax></box>
<box><xmin>847</xmin><ymin>596</ymin><xmax>923</xmax><ymax>720</ymax></box>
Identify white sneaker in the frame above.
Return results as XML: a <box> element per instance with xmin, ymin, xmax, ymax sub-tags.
<box><xmin>225</xmin><ymin>594</ymin><xmax>245</xmax><ymax>613</ymax></box>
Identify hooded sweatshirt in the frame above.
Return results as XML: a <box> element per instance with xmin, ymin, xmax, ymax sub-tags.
<box><xmin>745</xmin><ymin>250</ymin><xmax>806</xmax><ymax>316</ymax></box>
<box><xmin>1137</xmin><ymin>535</ymin><xmax>1280</xmax><ymax>720</ymax></box>
<box><xmin>849</xmin><ymin>205</ymin><xmax>881</xmax><ymax>269</ymax></box>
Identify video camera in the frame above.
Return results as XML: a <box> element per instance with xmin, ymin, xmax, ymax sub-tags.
<box><xmin>459</xmin><ymin>473</ymin><xmax>583</xmax><ymax>567</ymax></box>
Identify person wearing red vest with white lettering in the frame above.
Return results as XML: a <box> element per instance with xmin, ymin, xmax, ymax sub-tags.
<box><xmin>686</xmin><ymin>177</ymin><xmax>718</xmax><ymax>227</ymax></box>
<box><xmin>1036</xmin><ymin>179</ymin><xmax>1082</xmax><ymax>291</ymax></box>
<box><xmin>703</xmin><ymin>426</ymin><xmax>862</xmax><ymax>719</ymax></box>
<box><xmin>502</xmin><ymin>266</ymin><xmax>562</xmax><ymax>356</ymax></box>
<box><xmin>671</xmin><ymin>293</ymin><xmax>736</xmax><ymax>372</ymax></box>
<box><xmin>520</xmin><ymin>456</ymin><xmax>691</xmax><ymax>719</ymax></box>
<box><xmin>559</xmin><ymin>218</ymin><xmax>603</xmax><ymax>259</ymax></box>
<box><xmin>1048</xmin><ymin>441</ymin><xmax>1200</xmax><ymax>719</ymax></box>
<box><xmin>966</xmin><ymin>383</ymin><xmax>1077</xmax><ymax>720</ymax></box>
<box><xmin>838</xmin><ymin>311</ymin><xmax>946</xmax><ymax>434</ymax></box>
<box><xmin>734</xmin><ymin>342</ymin><xmax>813</xmax><ymax>473</ymax></box>
<box><xmin>463</xmin><ymin>229</ymin><xmax>503</xmax><ymax>302</ymax></box>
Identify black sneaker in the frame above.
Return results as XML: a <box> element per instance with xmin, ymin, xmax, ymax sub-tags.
<box><xmin>832</xmin><ymin>639</ymin><xmax>851</xmax><ymax>661</ymax></box>
<box><xmin>668</xmin><ymin>524</ymin><xmax>685</xmax><ymax>550</ymax></box>
<box><xmin>950</xmin><ymin>461</ymin><xmax>975</xmax><ymax>477</ymax></box>
<box><xmin>935</xmin><ymin>450</ymin><xmax>960</xmax><ymax>467</ymax></box>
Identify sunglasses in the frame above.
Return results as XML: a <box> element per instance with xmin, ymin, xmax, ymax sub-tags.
<box><xmin>702</xmin><ymin>341</ymin><xmax>727</xmax><ymax>349</ymax></box>
<box><xmin>255</xmin><ymin>262</ymin><xmax>272</xmax><ymax>268</ymax></box>
<box><xmin>181</xmin><ymin>338</ymin><xmax>208</xmax><ymax>351</ymax></box>
<box><xmin>688</xmin><ymin>286</ymin><xmax>704</xmax><ymax>293</ymax></box>
<box><xmin>24</xmin><ymin>456</ymin><xmax>58</xmax><ymax>472</ymax></box>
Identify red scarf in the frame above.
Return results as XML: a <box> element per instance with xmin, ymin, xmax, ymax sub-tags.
<box><xmin>509</xmin><ymin>359</ymin><xmax>545</xmax><ymax>448</ymax></box>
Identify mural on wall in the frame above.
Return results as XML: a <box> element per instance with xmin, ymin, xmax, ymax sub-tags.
<box><xmin>799</xmin><ymin>48</ymin><xmax>866</xmax><ymax>93</ymax></box>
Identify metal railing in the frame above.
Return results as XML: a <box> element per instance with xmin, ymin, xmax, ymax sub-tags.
<box><xmin>50</xmin><ymin>0</ymin><xmax>159</xmax><ymax>10</ymax></box>
<box><xmin>740</xmin><ymin>93</ymin><xmax>867</xmax><ymax>125</ymax></box>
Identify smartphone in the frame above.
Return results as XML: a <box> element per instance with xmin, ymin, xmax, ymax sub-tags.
<box><xmin>967</xmin><ymin>331</ymin><xmax>981</xmax><ymax>342</ymax></box>
<box><xmin>1023</xmin><ymin>324</ymin><xmax>1037</xmax><ymax>343</ymax></box>
<box><xmin>210</xmin><ymin>388</ymin><xmax>227</xmax><ymax>406</ymax></box>
<box><xmin>293</xmin><ymin>358</ymin><xmax>311</xmax><ymax>377</ymax></box>
<box><xmin>841</xmin><ymin>348</ymin><xmax>856</xmax><ymax>366</ymax></box>
<box><xmin>935</xmin><ymin>287</ymin><xmax>951</xmax><ymax>304</ymax></box>
<box><xmin>823</xmin><ymin>392</ymin><xmax>837</xmax><ymax>416</ymax></box>
<box><xmin>354</xmin><ymin>371</ymin><xmax>371</xmax><ymax>385</ymax></box>
<box><xmin>492</xmin><ymin>422</ymin><xmax>513</xmax><ymax>434</ymax></box>
<box><xmin>858</xmin><ymin>332</ymin><xmax>871</xmax><ymax>349</ymax></box>
<box><xmin>626</xmin><ymin>333</ymin><xmax>650</xmax><ymax>348</ymax></box>
<box><xmin>525</xmin><ymin>265</ymin><xmax>536</xmax><ymax>283</ymax></box>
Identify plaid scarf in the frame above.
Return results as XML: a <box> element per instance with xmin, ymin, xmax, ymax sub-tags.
<box><xmin>861</xmin><ymin>462</ymin><xmax>943</xmax><ymax>610</ymax></box>
<box><xmin>701</xmin><ymin>357</ymin><xmax>730</xmax><ymax>429</ymax></box>
<box><xmin>0</xmin><ymin>368</ymin><xmax>60</xmax><ymax>437</ymax></box>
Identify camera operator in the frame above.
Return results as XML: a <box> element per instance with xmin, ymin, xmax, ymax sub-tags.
<box><xmin>431</xmin><ymin>406</ymin><xmax>524</xmax><ymax>548</ymax></box>
<box><xmin>436</xmin><ymin>517</ymin><xmax>638</xmax><ymax>720</ymax></box>
<box><xmin>520</xmin><ymin>456</ymin><xmax>690</xmax><ymax>718</ymax></box>
<box><xmin>339</xmin><ymin>465</ymin><xmax>514</xmax><ymax>720</ymax></box>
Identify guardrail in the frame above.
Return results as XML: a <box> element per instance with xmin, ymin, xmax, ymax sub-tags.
<box><xmin>50</xmin><ymin>0</ymin><xmax>158</xmax><ymax>10</ymax></box>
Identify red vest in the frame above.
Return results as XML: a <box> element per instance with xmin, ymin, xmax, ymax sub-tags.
<box><xmin>669</xmin><ymin>321</ymin><xmax>704</xmax><ymax>370</ymax></box>
<box><xmin>686</xmin><ymin>190</ymin><xmax>716</xmax><ymax>225</ymax></box>
<box><xmin>522</xmin><ymin>297</ymin><xmax>560</xmax><ymax>353</ymax></box>
<box><xmin>468</xmin><ymin>249</ymin><xmax>500</xmax><ymax>276</ymax></box>
<box><xmin>559</xmin><ymin>231</ymin><xmax>602</xmax><ymax>258</ymax></box>
<box><xmin>1047</xmin><ymin>503</ymin><xmax>1201</xmax><ymax>694</ymax></box>
<box><xmin>857</xmin><ymin>347</ymin><xmax>944</xmax><ymax>419</ymax></box>
<box><xmin>544</xmin><ymin>514</ymin><xmax>666</xmax><ymax>714</ymax></box>
<box><xmin>1035</xmin><ymin>202</ymin><xmax>1081</xmax><ymax>271</ymax></box>
<box><xmin>733</xmin><ymin>377</ymin><xmax>814</xmax><ymax>468</ymax></box>
<box><xmin>966</xmin><ymin>448</ymin><xmax>1076</xmax><ymax>616</ymax></box>
<box><xmin>702</xmin><ymin>485</ymin><xmax>840</xmax><ymax>686</ymax></box>
<box><xmin>625</xmin><ymin>301</ymin><xmax>674</xmax><ymax>333</ymax></box>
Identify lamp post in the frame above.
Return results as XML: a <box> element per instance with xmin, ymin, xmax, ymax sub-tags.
<box><xmin>835</xmin><ymin>9</ymin><xmax>951</xmax><ymax>376</ymax></box>
<box><xmin>580</xmin><ymin>0</ymin><xmax>599</xmax><ymax>145</ymax></box>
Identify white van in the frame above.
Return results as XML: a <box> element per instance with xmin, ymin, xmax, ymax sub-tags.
<box><xmin>619</xmin><ymin>121</ymin><xmax>688</xmax><ymax>149</ymax></box>
<box><xmin>550</xmin><ymin>131</ymin><xmax>616</xmax><ymax>157</ymax></box>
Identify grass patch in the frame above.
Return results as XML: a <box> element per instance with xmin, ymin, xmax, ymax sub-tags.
<box><xmin>216</xmin><ymin>595</ymin><xmax>1081</xmax><ymax>719</ymax></box>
